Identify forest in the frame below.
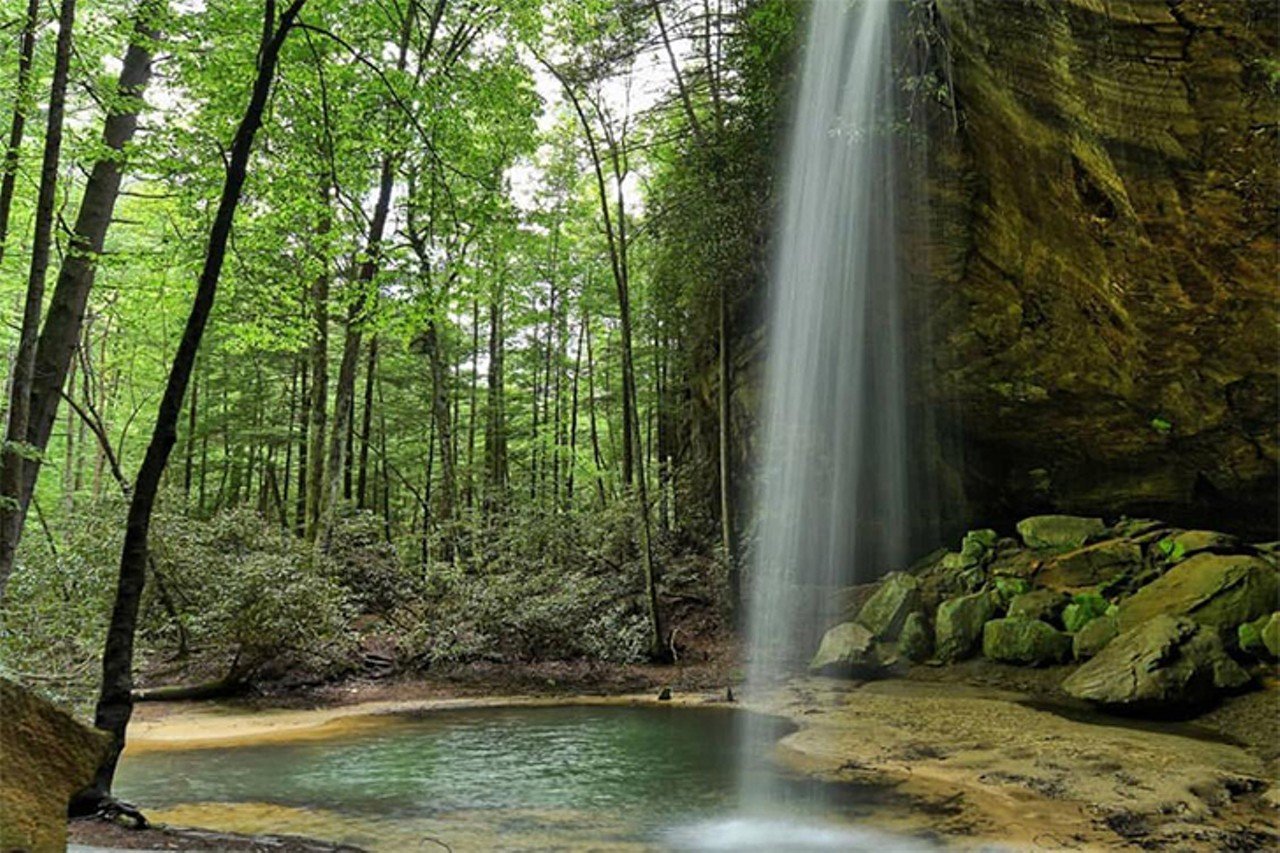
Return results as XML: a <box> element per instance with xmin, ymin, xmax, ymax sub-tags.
<box><xmin>0</xmin><ymin>0</ymin><xmax>785</xmax><ymax>702</ymax></box>
<box><xmin>1</xmin><ymin>0</ymin><xmax>1276</xmax><ymax>851</ymax></box>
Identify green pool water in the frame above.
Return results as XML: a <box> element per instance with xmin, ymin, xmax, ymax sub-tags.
<box><xmin>114</xmin><ymin>705</ymin><xmax>930</xmax><ymax>851</ymax></box>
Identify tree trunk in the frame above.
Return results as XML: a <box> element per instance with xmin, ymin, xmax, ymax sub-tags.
<box><xmin>79</xmin><ymin>0</ymin><xmax>305</xmax><ymax>805</ymax></box>
<box><xmin>0</xmin><ymin>0</ymin><xmax>76</xmax><ymax>598</ymax></box>
<box><xmin>182</xmin><ymin>361</ymin><xmax>198</xmax><ymax>501</ymax></box>
<box><xmin>483</xmin><ymin>274</ymin><xmax>507</xmax><ymax>511</ymax></box>
<box><xmin>304</xmin><ymin>186</ymin><xmax>330</xmax><ymax>541</ymax></box>
<box><xmin>465</xmin><ymin>298</ymin><xmax>480</xmax><ymax>509</ymax></box>
<box><xmin>356</xmin><ymin>335</ymin><xmax>376</xmax><ymax>508</ymax></box>
<box><xmin>424</xmin><ymin>323</ymin><xmax>455</xmax><ymax>558</ymax></box>
<box><xmin>3</xmin><ymin>0</ymin><xmax>162</xmax><ymax>593</ymax></box>
<box><xmin>584</xmin><ymin>310</ymin><xmax>607</xmax><ymax>508</ymax></box>
<box><xmin>294</xmin><ymin>353</ymin><xmax>309</xmax><ymax>534</ymax></box>
<box><xmin>0</xmin><ymin>0</ymin><xmax>41</xmax><ymax>264</ymax></box>
<box><xmin>718</xmin><ymin>286</ymin><xmax>737</xmax><ymax>617</ymax></box>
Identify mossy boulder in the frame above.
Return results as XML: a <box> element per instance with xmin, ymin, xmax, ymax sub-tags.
<box><xmin>1062</xmin><ymin>591</ymin><xmax>1111</xmax><ymax>633</ymax></box>
<box><xmin>1073</xmin><ymin>613</ymin><xmax>1119</xmax><ymax>660</ymax></box>
<box><xmin>1007</xmin><ymin>589</ymin><xmax>1065</xmax><ymax>623</ymax></box>
<box><xmin>936</xmin><ymin>591</ymin><xmax>997</xmax><ymax>662</ymax></box>
<box><xmin>1</xmin><ymin>678</ymin><xmax>110</xmax><ymax>852</ymax></box>
<box><xmin>1238</xmin><ymin>612</ymin><xmax>1280</xmax><ymax>659</ymax></box>
<box><xmin>1062</xmin><ymin>615</ymin><xmax>1250</xmax><ymax>710</ymax></box>
<box><xmin>982</xmin><ymin>617</ymin><xmax>1071</xmax><ymax>665</ymax></box>
<box><xmin>1117</xmin><ymin>553</ymin><xmax>1278</xmax><ymax>632</ymax></box>
<box><xmin>1156</xmin><ymin>530</ymin><xmax>1242</xmax><ymax>564</ymax></box>
<box><xmin>810</xmin><ymin>622</ymin><xmax>891</xmax><ymax>676</ymax></box>
<box><xmin>1016</xmin><ymin>516</ymin><xmax>1106</xmax><ymax>551</ymax></box>
<box><xmin>855</xmin><ymin>572</ymin><xmax>922</xmax><ymax>640</ymax></box>
<box><xmin>899</xmin><ymin>612</ymin><xmax>933</xmax><ymax>662</ymax></box>
<box><xmin>1035</xmin><ymin>539</ymin><xmax>1141</xmax><ymax>593</ymax></box>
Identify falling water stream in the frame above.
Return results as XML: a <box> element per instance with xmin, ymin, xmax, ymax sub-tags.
<box><xmin>736</xmin><ymin>0</ymin><xmax>916</xmax><ymax>831</ymax></box>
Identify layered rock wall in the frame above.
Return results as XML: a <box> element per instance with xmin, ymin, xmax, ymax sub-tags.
<box><xmin>924</xmin><ymin>0</ymin><xmax>1277</xmax><ymax>530</ymax></box>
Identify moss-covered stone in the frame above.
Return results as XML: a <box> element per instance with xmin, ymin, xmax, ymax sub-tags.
<box><xmin>1036</xmin><ymin>539</ymin><xmax>1141</xmax><ymax>593</ymax></box>
<box><xmin>1016</xmin><ymin>516</ymin><xmax>1106</xmax><ymax>551</ymax></box>
<box><xmin>1239</xmin><ymin>612</ymin><xmax>1280</xmax><ymax>659</ymax></box>
<box><xmin>855</xmin><ymin>572</ymin><xmax>922</xmax><ymax>641</ymax></box>
<box><xmin>982</xmin><ymin>617</ymin><xmax>1072</xmax><ymax>665</ymax></box>
<box><xmin>1007</xmin><ymin>589</ymin><xmax>1065</xmax><ymax>623</ymax></box>
<box><xmin>1073</xmin><ymin>613</ymin><xmax>1119</xmax><ymax>660</ymax></box>
<box><xmin>1159</xmin><ymin>530</ymin><xmax>1242</xmax><ymax>563</ymax></box>
<box><xmin>899</xmin><ymin>612</ymin><xmax>933</xmax><ymax>663</ymax></box>
<box><xmin>1062</xmin><ymin>615</ymin><xmax>1250</xmax><ymax>709</ymax></box>
<box><xmin>810</xmin><ymin>622</ymin><xmax>887</xmax><ymax>676</ymax></box>
<box><xmin>936</xmin><ymin>591</ymin><xmax>997</xmax><ymax>662</ymax></box>
<box><xmin>1117</xmin><ymin>553</ymin><xmax>1278</xmax><ymax>632</ymax></box>
<box><xmin>1063</xmin><ymin>592</ymin><xmax>1111</xmax><ymax>633</ymax></box>
<box><xmin>1</xmin><ymin>678</ymin><xmax>110</xmax><ymax>852</ymax></box>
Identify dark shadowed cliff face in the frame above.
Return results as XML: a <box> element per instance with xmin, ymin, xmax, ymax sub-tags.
<box><xmin>921</xmin><ymin>0</ymin><xmax>1278</xmax><ymax>532</ymax></box>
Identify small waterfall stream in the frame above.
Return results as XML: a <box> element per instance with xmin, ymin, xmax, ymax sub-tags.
<box><xmin>747</xmin><ymin>0</ymin><xmax>905</xmax><ymax>705</ymax></box>
<box><xmin>738</xmin><ymin>0</ymin><xmax>916</xmax><ymax>823</ymax></box>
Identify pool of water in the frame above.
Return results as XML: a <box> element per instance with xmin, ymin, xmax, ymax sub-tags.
<box><xmin>115</xmin><ymin>704</ymin><xmax>932</xmax><ymax>851</ymax></box>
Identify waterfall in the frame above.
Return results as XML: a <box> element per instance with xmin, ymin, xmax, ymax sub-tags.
<box><xmin>739</xmin><ymin>0</ymin><xmax>913</xmax><ymax>809</ymax></box>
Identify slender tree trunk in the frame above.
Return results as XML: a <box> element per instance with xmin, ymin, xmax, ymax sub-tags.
<box><xmin>321</xmin><ymin>4</ymin><xmax>411</xmax><ymax>543</ymax></box>
<box><xmin>78</xmin><ymin>0</ymin><xmax>306</xmax><ymax>805</ymax></box>
<box><xmin>182</xmin><ymin>362</ymin><xmax>198</xmax><ymax>501</ymax></box>
<box><xmin>304</xmin><ymin>187</ymin><xmax>330</xmax><ymax>541</ymax></box>
<box><xmin>342</xmin><ymin>388</ymin><xmax>354</xmax><ymax>501</ymax></box>
<box><xmin>584</xmin><ymin>311</ymin><xmax>607</xmax><ymax>508</ymax></box>
<box><xmin>567</xmin><ymin>316</ymin><xmax>584</xmax><ymax>509</ymax></box>
<box><xmin>465</xmin><ymin>299</ymin><xmax>479</xmax><ymax>510</ymax></box>
<box><xmin>281</xmin><ymin>358</ymin><xmax>296</xmax><ymax>511</ymax></box>
<box><xmin>718</xmin><ymin>286</ymin><xmax>737</xmax><ymax>616</ymax></box>
<box><xmin>356</xmin><ymin>335</ymin><xmax>376</xmax><ymax>508</ymax></box>
<box><xmin>0</xmin><ymin>0</ymin><xmax>41</xmax><ymax>264</ymax></box>
<box><xmin>2</xmin><ymin>0</ymin><xmax>162</xmax><ymax>594</ymax></box>
<box><xmin>0</xmin><ymin>0</ymin><xmax>76</xmax><ymax>597</ymax></box>
<box><xmin>424</xmin><ymin>324</ymin><xmax>454</xmax><ymax>557</ymax></box>
<box><xmin>294</xmin><ymin>354</ymin><xmax>309</xmax><ymax>534</ymax></box>
<box><xmin>483</xmin><ymin>274</ymin><xmax>507</xmax><ymax>511</ymax></box>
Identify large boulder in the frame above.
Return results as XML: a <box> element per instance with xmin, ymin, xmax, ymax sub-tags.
<box><xmin>1062</xmin><ymin>616</ymin><xmax>1250</xmax><ymax>709</ymax></box>
<box><xmin>1072</xmin><ymin>613</ymin><xmax>1119</xmax><ymax>660</ymax></box>
<box><xmin>1238</xmin><ymin>612</ymin><xmax>1280</xmax><ymax>659</ymax></box>
<box><xmin>810</xmin><ymin>622</ymin><xmax>890</xmax><ymax>676</ymax></box>
<box><xmin>899</xmin><ymin>612</ymin><xmax>934</xmax><ymax>662</ymax></box>
<box><xmin>1016</xmin><ymin>516</ymin><xmax>1106</xmax><ymax>551</ymax></box>
<box><xmin>1</xmin><ymin>678</ymin><xmax>110</xmax><ymax>851</ymax></box>
<box><xmin>1117</xmin><ymin>553</ymin><xmax>1278</xmax><ymax>632</ymax></box>
<box><xmin>1007</xmin><ymin>589</ymin><xmax>1066</xmax><ymax>623</ymax></box>
<box><xmin>1156</xmin><ymin>530</ymin><xmax>1242</xmax><ymax>563</ymax></box>
<box><xmin>1035</xmin><ymin>538</ymin><xmax>1142</xmax><ymax>593</ymax></box>
<box><xmin>982</xmin><ymin>617</ymin><xmax>1072</xmax><ymax>665</ymax></box>
<box><xmin>855</xmin><ymin>572</ymin><xmax>922</xmax><ymax>640</ymax></box>
<box><xmin>936</xmin><ymin>591</ymin><xmax>997</xmax><ymax>662</ymax></box>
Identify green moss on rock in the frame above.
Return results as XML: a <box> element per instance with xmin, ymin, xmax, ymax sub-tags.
<box><xmin>1016</xmin><ymin>515</ymin><xmax>1106</xmax><ymax>551</ymax></box>
<box><xmin>1117</xmin><ymin>553</ymin><xmax>1278</xmax><ymax>632</ymax></box>
<box><xmin>936</xmin><ymin>591</ymin><xmax>997</xmax><ymax>662</ymax></box>
<box><xmin>982</xmin><ymin>617</ymin><xmax>1072</xmax><ymax>665</ymax></box>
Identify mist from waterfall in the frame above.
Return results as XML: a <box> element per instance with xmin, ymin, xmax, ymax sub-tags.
<box><xmin>739</xmin><ymin>0</ymin><xmax>911</xmax><ymax>810</ymax></box>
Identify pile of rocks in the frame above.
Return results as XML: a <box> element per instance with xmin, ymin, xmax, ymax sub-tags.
<box><xmin>810</xmin><ymin>516</ymin><xmax>1279</xmax><ymax>710</ymax></box>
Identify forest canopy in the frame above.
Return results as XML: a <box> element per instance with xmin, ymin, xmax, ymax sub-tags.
<box><xmin>0</xmin><ymin>0</ymin><xmax>796</xmax><ymax>715</ymax></box>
